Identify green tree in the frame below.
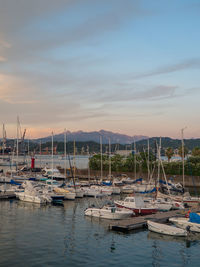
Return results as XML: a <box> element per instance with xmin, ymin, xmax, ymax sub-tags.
<box><xmin>178</xmin><ymin>146</ymin><xmax>188</xmax><ymax>159</ymax></box>
<box><xmin>165</xmin><ymin>147</ymin><xmax>174</xmax><ymax>162</ymax></box>
<box><xmin>192</xmin><ymin>147</ymin><xmax>200</xmax><ymax>157</ymax></box>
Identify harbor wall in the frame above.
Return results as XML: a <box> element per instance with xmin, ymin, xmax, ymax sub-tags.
<box><xmin>59</xmin><ymin>167</ymin><xmax>200</xmax><ymax>187</ymax></box>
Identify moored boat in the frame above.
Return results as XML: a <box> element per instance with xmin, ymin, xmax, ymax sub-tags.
<box><xmin>169</xmin><ymin>213</ymin><xmax>200</xmax><ymax>233</ymax></box>
<box><xmin>84</xmin><ymin>205</ymin><xmax>134</xmax><ymax>220</ymax></box>
<box><xmin>114</xmin><ymin>196</ymin><xmax>157</xmax><ymax>215</ymax></box>
<box><xmin>147</xmin><ymin>220</ymin><xmax>187</xmax><ymax>236</ymax></box>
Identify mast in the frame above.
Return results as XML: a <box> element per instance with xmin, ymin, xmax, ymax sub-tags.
<box><xmin>181</xmin><ymin>127</ymin><xmax>187</xmax><ymax>188</ymax></box>
<box><xmin>40</xmin><ymin>140</ymin><xmax>42</xmax><ymax>169</ymax></box>
<box><xmin>147</xmin><ymin>139</ymin><xmax>150</xmax><ymax>181</ymax></box>
<box><xmin>64</xmin><ymin>129</ymin><xmax>67</xmax><ymax>181</ymax></box>
<box><xmin>87</xmin><ymin>145</ymin><xmax>90</xmax><ymax>183</ymax></box>
<box><xmin>16</xmin><ymin>116</ymin><xmax>19</xmax><ymax>170</ymax></box>
<box><xmin>73</xmin><ymin>140</ymin><xmax>76</xmax><ymax>181</ymax></box>
<box><xmin>51</xmin><ymin>131</ymin><xmax>54</xmax><ymax>180</ymax></box>
<box><xmin>100</xmin><ymin>136</ymin><xmax>103</xmax><ymax>181</ymax></box>
<box><xmin>157</xmin><ymin>137</ymin><xmax>161</xmax><ymax>187</ymax></box>
<box><xmin>2</xmin><ymin>123</ymin><xmax>5</xmax><ymax>155</ymax></box>
<box><xmin>108</xmin><ymin>137</ymin><xmax>111</xmax><ymax>178</ymax></box>
<box><xmin>27</xmin><ymin>139</ymin><xmax>29</xmax><ymax>156</ymax></box>
<box><xmin>134</xmin><ymin>140</ymin><xmax>136</xmax><ymax>179</ymax></box>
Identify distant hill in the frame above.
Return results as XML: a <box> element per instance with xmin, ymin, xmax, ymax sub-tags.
<box><xmin>135</xmin><ymin>137</ymin><xmax>200</xmax><ymax>152</ymax></box>
<box><xmin>35</xmin><ymin>130</ymin><xmax>148</xmax><ymax>144</ymax></box>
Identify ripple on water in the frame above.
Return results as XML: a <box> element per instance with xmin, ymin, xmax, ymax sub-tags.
<box><xmin>0</xmin><ymin>199</ymin><xmax>200</xmax><ymax>267</ymax></box>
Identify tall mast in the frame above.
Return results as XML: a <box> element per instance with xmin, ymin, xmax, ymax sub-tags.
<box><xmin>109</xmin><ymin>137</ymin><xmax>111</xmax><ymax>178</ymax></box>
<box><xmin>73</xmin><ymin>140</ymin><xmax>76</xmax><ymax>180</ymax></box>
<box><xmin>100</xmin><ymin>136</ymin><xmax>103</xmax><ymax>181</ymax></box>
<box><xmin>87</xmin><ymin>145</ymin><xmax>90</xmax><ymax>183</ymax></box>
<box><xmin>40</xmin><ymin>140</ymin><xmax>42</xmax><ymax>169</ymax></box>
<box><xmin>147</xmin><ymin>139</ymin><xmax>150</xmax><ymax>181</ymax></box>
<box><xmin>181</xmin><ymin>127</ymin><xmax>187</xmax><ymax>188</ymax></box>
<box><xmin>2</xmin><ymin>123</ymin><xmax>5</xmax><ymax>155</ymax></box>
<box><xmin>51</xmin><ymin>131</ymin><xmax>54</xmax><ymax>180</ymax></box>
<box><xmin>134</xmin><ymin>140</ymin><xmax>136</xmax><ymax>179</ymax></box>
<box><xmin>28</xmin><ymin>139</ymin><xmax>29</xmax><ymax>156</ymax></box>
<box><xmin>157</xmin><ymin>137</ymin><xmax>161</xmax><ymax>186</ymax></box>
<box><xmin>64</xmin><ymin>129</ymin><xmax>67</xmax><ymax>181</ymax></box>
<box><xmin>16</xmin><ymin>116</ymin><xmax>19</xmax><ymax>170</ymax></box>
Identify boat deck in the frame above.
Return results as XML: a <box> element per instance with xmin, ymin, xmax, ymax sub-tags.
<box><xmin>108</xmin><ymin>208</ymin><xmax>200</xmax><ymax>232</ymax></box>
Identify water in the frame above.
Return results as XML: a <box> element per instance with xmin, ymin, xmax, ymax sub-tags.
<box><xmin>0</xmin><ymin>199</ymin><xmax>200</xmax><ymax>267</ymax></box>
<box><xmin>0</xmin><ymin>154</ymin><xmax>89</xmax><ymax>172</ymax></box>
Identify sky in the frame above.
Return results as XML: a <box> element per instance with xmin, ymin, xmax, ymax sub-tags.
<box><xmin>0</xmin><ymin>0</ymin><xmax>200</xmax><ymax>139</ymax></box>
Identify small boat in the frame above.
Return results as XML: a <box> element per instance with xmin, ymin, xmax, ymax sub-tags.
<box><xmin>144</xmin><ymin>197</ymin><xmax>172</xmax><ymax>212</ymax></box>
<box><xmin>83</xmin><ymin>187</ymin><xmax>103</xmax><ymax>197</ymax></box>
<box><xmin>147</xmin><ymin>220</ymin><xmax>187</xmax><ymax>236</ymax></box>
<box><xmin>54</xmin><ymin>187</ymin><xmax>76</xmax><ymax>200</ymax></box>
<box><xmin>121</xmin><ymin>185</ymin><xmax>134</xmax><ymax>194</ymax></box>
<box><xmin>169</xmin><ymin>213</ymin><xmax>200</xmax><ymax>233</ymax></box>
<box><xmin>84</xmin><ymin>205</ymin><xmax>134</xmax><ymax>220</ymax></box>
<box><xmin>114</xmin><ymin>196</ymin><xmax>157</xmax><ymax>215</ymax></box>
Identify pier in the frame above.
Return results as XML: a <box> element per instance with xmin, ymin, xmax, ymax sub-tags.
<box><xmin>108</xmin><ymin>208</ymin><xmax>200</xmax><ymax>232</ymax></box>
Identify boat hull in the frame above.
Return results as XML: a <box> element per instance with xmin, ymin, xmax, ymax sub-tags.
<box><xmin>115</xmin><ymin>203</ymin><xmax>157</xmax><ymax>215</ymax></box>
<box><xmin>169</xmin><ymin>217</ymin><xmax>200</xmax><ymax>233</ymax></box>
<box><xmin>84</xmin><ymin>208</ymin><xmax>133</xmax><ymax>220</ymax></box>
<box><xmin>147</xmin><ymin>220</ymin><xmax>187</xmax><ymax>236</ymax></box>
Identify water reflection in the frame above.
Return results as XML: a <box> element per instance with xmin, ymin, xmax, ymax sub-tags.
<box><xmin>1</xmin><ymin>199</ymin><xmax>200</xmax><ymax>266</ymax></box>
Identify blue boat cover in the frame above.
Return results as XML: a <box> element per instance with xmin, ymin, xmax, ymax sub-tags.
<box><xmin>138</xmin><ymin>187</ymin><xmax>156</xmax><ymax>194</ymax></box>
<box><xmin>132</xmin><ymin>178</ymin><xmax>143</xmax><ymax>184</ymax></box>
<box><xmin>159</xmin><ymin>179</ymin><xmax>172</xmax><ymax>186</ymax></box>
<box><xmin>10</xmin><ymin>179</ymin><xmax>21</xmax><ymax>186</ymax></box>
<box><xmin>189</xmin><ymin>213</ymin><xmax>200</xmax><ymax>224</ymax></box>
<box><xmin>102</xmin><ymin>181</ymin><xmax>112</xmax><ymax>186</ymax></box>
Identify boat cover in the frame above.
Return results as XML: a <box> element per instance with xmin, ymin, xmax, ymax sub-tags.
<box><xmin>10</xmin><ymin>179</ymin><xmax>21</xmax><ymax>185</ymax></box>
<box><xmin>189</xmin><ymin>212</ymin><xmax>200</xmax><ymax>224</ymax></box>
<box><xmin>132</xmin><ymin>178</ymin><xmax>143</xmax><ymax>183</ymax></box>
<box><xmin>139</xmin><ymin>187</ymin><xmax>156</xmax><ymax>194</ymax></box>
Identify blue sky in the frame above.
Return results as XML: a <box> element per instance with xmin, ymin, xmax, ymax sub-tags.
<box><xmin>0</xmin><ymin>0</ymin><xmax>199</xmax><ymax>138</ymax></box>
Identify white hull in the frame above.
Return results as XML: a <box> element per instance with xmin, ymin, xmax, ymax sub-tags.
<box><xmin>111</xmin><ymin>187</ymin><xmax>121</xmax><ymax>194</ymax></box>
<box><xmin>169</xmin><ymin>217</ymin><xmax>200</xmax><ymax>233</ymax></box>
<box><xmin>147</xmin><ymin>220</ymin><xmax>187</xmax><ymax>236</ymax></box>
<box><xmin>132</xmin><ymin>184</ymin><xmax>154</xmax><ymax>193</ymax></box>
<box><xmin>64</xmin><ymin>192</ymin><xmax>76</xmax><ymax>200</ymax></box>
<box><xmin>83</xmin><ymin>188</ymin><xmax>102</xmax><ymax>197</ymax></box>
<box><xmin>155</xmin><ymin>203</ymin><xmax>172</xmax><ymax>211</ymax></box>
<box><xmin>84</xmin><ymin>207</ymin><xmax>133</xmax><ymax>220</ymax></box>
<box><xmin>17</xmin><ymin>192</ymin><xmax>46</xmax><ymax>204</ymax></box>
<box><xmin>75</xmin><ymin>190</ymin><xmax>84</xmax><ymax>198</ymax></box>
<box><xmin>121</xmin><ymin>186</ymin><xmax>134</xmax><ymax>194</ymax></box>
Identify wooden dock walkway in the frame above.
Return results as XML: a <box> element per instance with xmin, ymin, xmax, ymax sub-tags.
<box><xmin>109</xmin><ymin>208</ymin><xmax>200</xmax><ymax>232</ymax></box>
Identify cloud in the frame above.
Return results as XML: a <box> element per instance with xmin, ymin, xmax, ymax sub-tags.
<box><xmin>131</xmin><ymin>58</ymin><xmax>200</xmax><ymax>79</ymax></box>
<box><xmin>93</xmin><ymin>85</ymin><xmax>178</xmax><ymax>103</ymax></box>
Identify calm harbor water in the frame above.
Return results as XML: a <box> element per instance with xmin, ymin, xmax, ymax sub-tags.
<box><xmin>1</xmin><ymin>198</ymin><xmax>200</xmax><ymax>267</ymax></box>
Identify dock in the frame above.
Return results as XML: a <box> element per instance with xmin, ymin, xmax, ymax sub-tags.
<box><xmin>108</xmin><ymin>208</ymin><xmax>200</xmax><ymax>232</ymax></box>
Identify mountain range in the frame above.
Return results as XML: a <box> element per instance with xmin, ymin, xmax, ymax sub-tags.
<box><xmin>35</xmin><ymin>130</ymin><xmax>148</xmax><ymax>144</ymax></box>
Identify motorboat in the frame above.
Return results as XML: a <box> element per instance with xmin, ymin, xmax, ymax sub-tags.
<box><xmin>169</xmin><ymin>213</ymin><xmax>200</xmax><ymax>233</ymax></box>
<box><xmin>54</xmin><ymin>187</ymin><xmax>76</xmax><ymax>200</ymax></box>
<box><xmin>131</xmin><ymin>183</ymin><xmax>155</xmax><ymax>193</ymax></box>
<box><xmin>144</xmin><ymin>197</ymin><xmax>172</xmax><ymax>211</ymax></box>
<box><xmin>111</xmin><ymin>186</ymin><xmax>121</xmax><ymax>195</ymax></box>
<box><xmin>84</xmin><ymin>205</ymin><xmax>134</xmax><ymax>220</ymax></box>
<box><xmin>121</xmin><ymin>185</ymin><xmax>134</xmax><ymax>194</ymax></box>
<box><xmin>0</xmin><ymin>184</ymin><xmax>16</xmax><ymax>198</ymax></box>
<box><xmin>157</xmin><ymin>191</ymin><xmax>199</xmax><ymax>206</ymax></box>
<box><xmin>114</xmin><ymin>196</ymin><xmax>157</xmax><ymax>215</ymax></box>
<box><xmin>147</xmin><ymin>220</ymin><xmax>187</xmax><ymax>236</ymax></box>
<box><xmin>16</xmin><ymin>181</ymin><xmax>48</xmax><ymax>204</ymax></box>
<box><xmin>83</xmin><ymin>187</ymin><xmax>103</xmax><ymax>197</ymax></box>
